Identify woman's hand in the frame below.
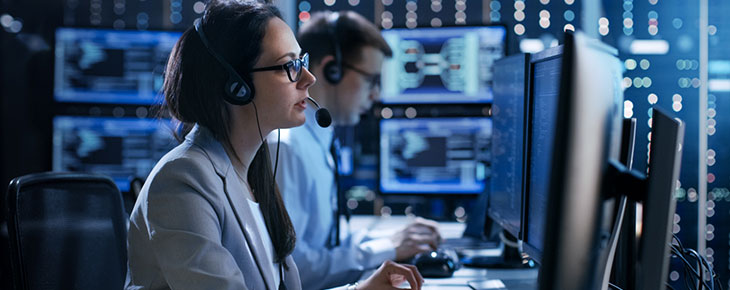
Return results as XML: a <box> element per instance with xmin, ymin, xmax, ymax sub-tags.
<box><xmin>357</xmin><ymin>260</ymin><xmax>424</xmax><ymax>290</ymax></box>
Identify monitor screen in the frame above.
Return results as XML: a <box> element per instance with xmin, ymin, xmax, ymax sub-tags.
<box><xmin>523</xmin><ymin>46</ymin><xmax>563</xmax><ymax>261</ymax></box>
<box><xmin>54</xmin><ymin>28</ymin><xmax>182</xmax><ymax>104</ymax></box>
<box><xmin>380</xmin><ymin>26</ymin><xmax>506</xmax><ymax>104</ymax></box>
<box><xmin>52</xmin><ymin>116</ymin><xmax>178</xmax><ymax>191</ymax></box>
<box><xmin>379</xmin><ymin>117</ymin><xmax>492</xmax><ymax>194</ymax></box>
<box><xmin>488</xmin><ymin>53</ymin><xmax>528</xmax><ymax>238</ymax></box>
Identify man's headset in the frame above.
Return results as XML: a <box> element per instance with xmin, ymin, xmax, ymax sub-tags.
<box><xmin>194</xmin><ymin>17</ymin><xmax>331</xmax><ymax>127</ymax></box>
<box><xmin>322</xmin><ymin>12</ymin><xmax>344</xmax><ymax>85</ymax></box>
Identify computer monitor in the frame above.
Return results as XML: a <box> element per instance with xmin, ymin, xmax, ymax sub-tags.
<box><xmin>521</xmin><ymin>45</ymin><xmax>564</xmax><ymax>262</ymax></box>
<box><xmin>635</xmin><ymin>107</ymin><xmax>684</xmax><ymax>290</ymax></box>
<box><xmin>380</xmin><ymin>26</ymin><xmax>506</xmax><ymax>104</ymax></box>
<box><xmin>52</xmin><ymin>116</ymin><xmax>177</xmax><ymax>191</ymax></box>
<box><xmin>537</xmin><ymin>32</ymin><xmax>625</xmax><ymax>290</ymax></box>
<box><xmin>487</xmin><ymin>53</ymin><xmax>530</xmax><ymax>239</ymax></box>
<box><xmin>54</xmin><ymin>28</ymin><xmax>181</xmax><ymax>104</ymax></box>
<box><xmin>378</xmin><ymin>117</ymin><xmax>491</xmax><ymax>195</ymax></box>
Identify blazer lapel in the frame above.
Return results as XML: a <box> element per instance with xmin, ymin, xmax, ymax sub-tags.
<box><xmin>188</xmin><ymin>125</ymin><xmax>278</xmax><ymax>290</ymax></box>
<box><xmin>223</xmin><ymin>171</ymin><xmax>277</xmax><ymax>290</ymax></box>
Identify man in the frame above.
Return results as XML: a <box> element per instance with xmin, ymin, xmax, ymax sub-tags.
<box><xmin>268</xmin><ymin>11</ymin><xmax>441</xmax><ymax>290</ymax></box>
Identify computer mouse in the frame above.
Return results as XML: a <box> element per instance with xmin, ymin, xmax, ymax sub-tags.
<box><xmin>412</xmin><ymin>250</ymin><xmax>458</xmax><ymax>278</ymax></box>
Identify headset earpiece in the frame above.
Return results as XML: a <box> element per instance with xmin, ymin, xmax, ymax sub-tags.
<box><xmin>323</xmin><ymin>59</ymin><xmax>343</xmax><ymax>84</ymax></box>
<box><xmin>194</xmin><ymin>18</ymin><xmax>255</xmax><ymax>105</ymax></box>
<box><xmin>324</xmin><ymin>12</ymin><xmax>343</xmax><ymax>85</ymax></box>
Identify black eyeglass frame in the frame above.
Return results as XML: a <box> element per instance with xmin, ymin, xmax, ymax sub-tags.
<box><xmin>251</xmin><ymin>53</ymin><xmax>310</xmax><ymax>83</ymax></box>
<box><xmin>342</xmin><ymin>62</ymin><xmax>381</xmax><ymax>89</ymax></box>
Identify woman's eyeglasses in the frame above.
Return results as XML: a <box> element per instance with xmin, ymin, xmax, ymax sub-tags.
<box><xmin>251</xmin><ymin>53</ymin><xmax>309</xmax><ymax>83</ymax></box>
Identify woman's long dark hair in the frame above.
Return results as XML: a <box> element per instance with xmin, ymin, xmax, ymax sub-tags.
<box><xmin>162</xmin><ymin>0</ymin><xmax>295</xmax><ymax>266</ymax></box>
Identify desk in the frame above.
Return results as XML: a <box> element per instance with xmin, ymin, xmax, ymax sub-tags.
<box><xmin>349</xmin><ymin>215</ymin><xmax>538</xmax><ymax>290</ymax></box>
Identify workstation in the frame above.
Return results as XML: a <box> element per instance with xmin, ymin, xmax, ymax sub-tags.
<box><xmin>0</xmin><ymin>1</ymin><xmax>727</xmax><ymax>290</ymax></box>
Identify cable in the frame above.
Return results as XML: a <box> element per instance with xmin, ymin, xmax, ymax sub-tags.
<box><xmin>608</xmin><ymin>282</ymin><xmax>623</xmax><ymax>290</ymax></box>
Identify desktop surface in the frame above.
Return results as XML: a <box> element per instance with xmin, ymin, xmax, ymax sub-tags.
<box><xmin>351</xmin><ymin>215</ymin><xmax>538</xmax><ymax>289</ymax></box>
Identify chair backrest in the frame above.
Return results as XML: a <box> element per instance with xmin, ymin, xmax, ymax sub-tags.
<box><xmin>6</xmin><ymin>172</ymin><xmax>127</xmax><ymax>290</ymax></box>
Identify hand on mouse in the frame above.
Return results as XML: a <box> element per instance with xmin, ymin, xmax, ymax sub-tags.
<box><xmin>357</xmin><ymin>260</ymin><xmax>424</xmax><ymax>290</ymax></box>
<box><xmin>391</xmin><ymin>217</ymin><xmax>442</xmax><ymax>262</ymax></box>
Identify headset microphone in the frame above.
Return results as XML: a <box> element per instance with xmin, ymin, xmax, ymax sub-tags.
<box><xmin>306</xmin><ymin>97</ymin><xmax>332</xmax><ymax>128</ymax></box>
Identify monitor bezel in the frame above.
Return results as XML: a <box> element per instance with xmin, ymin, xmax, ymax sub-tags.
<box><xmin>520</xmin><ymin>44</ymin><xmax>564</xmax><ymax>263</ymax></box>
<box><xmin>486</xmin><ymin>52</ymin><xmax>531</xmax><ymax>239</ymax></box>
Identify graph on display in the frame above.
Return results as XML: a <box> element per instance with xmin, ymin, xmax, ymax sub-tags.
<box><xmin>379</xmin><ymin>117</ymin><xmax>491</xmax><ymax>194</ymax></box>
<box><xmin>53</xmin><ymin>116</ymin><xmax>177</xmax><ymax>191</ymax></box>
<box><xmin>380</xmin><ymin>26</ymin><xmax>506</xmax><ymax>104</ymax></box>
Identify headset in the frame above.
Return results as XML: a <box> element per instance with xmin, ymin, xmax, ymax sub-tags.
<box><xmin>322</xmin><ymin>12</ymin><xmax>344</xmax><ymax>85</ymax></box>
<box><xmin>194</xmin><ymin>17</ymin><xmax>255</xmax><ymax>106</ymax></box>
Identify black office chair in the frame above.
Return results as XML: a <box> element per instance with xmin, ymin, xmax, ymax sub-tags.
<box><xmin>5</xmin><ymin>172</ymin><xmax>127</xmax><ymax>290</ymax></box>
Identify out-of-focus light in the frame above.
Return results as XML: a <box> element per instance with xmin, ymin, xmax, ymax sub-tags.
<box><xmin>708</xmin><ymin>25</ymin><xmax>717</xmax><ymax>35</ymax></box>
<box><xmin>514</xmin><ymin>11</ymin><xmax>525</xmax><ymax>22</ymax></box>
<box><xmin>539</xmin><ymin>10</ymin><xmax>550</xmax><ymax>18</ymax></box>
<box><xmin>672</xmin><ymin>18</ymin><xmax>683</xmax><ymax>29</ymax></box>
<box><xmin>324</xmin><ymin>0</ymin><xmax>336</xmax><ymax>6</ymax></box>
<box><xmin>431</xmin><ymin>18</ymin><xmax>442</xmax><ymax>27</ymax></box>
<box><xmin>672</xmin><ymin>102</ymin><xmax>682</xmax><ymax>112</ymax></box>
<box><xmin>624</xmin><ymin>18</ymin><xmax>634</xmax><ymax>28</ymax></box>
<box><xmin>520</xmin><ymin>38</ymin><xmax>544</xmax><ymax>53</ymax></box>
<box><xmin>0</xmin><ymin>14</ymin><xmax>13</xmax><ymax>27</ymax></box>
<box><xmin>298</xmin><ymin>11</ymin><xmax>311</xmax><ymax>22</ymax></box>
<box><xmin>564</xmin><ymin>10</ymin><xmax>575</xmax><ymax>22</ymax></box>
<box><xmin>564</xmin><ymin>24</ymin><xmax>575</xmax><ymax>32</ymax></box>
<box><xmin>648</xmin><ymin>93</ymin><xmax>658</xmax><ymax>104</ymax></box>
<box><xmin>643</xmin><ymin>77</ymin><xmax>652</xmax><ymax>88</ymax></box>
<box><xmin>565</xmin><ymin>0</ymin><xmax>574</xmax><ymax>4</ymax></box>
<box><xmin>348</xmin><ymin>0</ymin><xmax>360</xmax><ymax>6</ymax></box>
<box><xmin>623</xmin><ymin>77</ymin><xmax>632</xmax><ymax>88</ymax></box>
<box><xmin>599</xmin><ymin>17</ymin><xmax>609</xmax><ymax>26</ymax></box>
<box><xmin>640</xmin><ymin>59</ymin><xmax>650</xmax><ymax>70</ymax></box>
<box><xmin>405</xmin><ymin>107</ymin><xmax>417</xmax><ymax>118</ymax></box>
<box><xmin>381</xmin><ymin>107</ymin><xmax>393</xmax><ymax>119</ymax></box>
<box><xmin>8</xmin><ymin>20</ymin><xmax>22</xmax><ymax>33</ymax></box>
<box><xmin>709</xmin><ymin>79</ymin><xmax>730</xmax><ymax>92</ymax></box>
<box><xmin>625</xmin><ymin>59</ymin><xmax>637</xmax><ymax>70</ymax></box>
<box><xmin>540</xmin><ymin>18</ymin><xmax>551</xmax><ymax>29</ymax></box>
<box><xmin>514</xmin><ymin>1</ymin><xmax>525</xmax><ymax>11</ymax></box>
<box><xmin>514</xmin><ymin>23</ymin><xmax>526</xmax><ymax>35</ymax></box>
<box><xmin>672</xmin><ymin>93</ymin><xmax>682</xmax><ymax>102</ymax></box>
<box><xmin>630</xmin><ymin>39</ymin><xmax>669</xmax><ymax>54</ymax></box>
<box><xmin>648</xmin><ymin>25</ymin><xmax>658</xmax><ymax>35</ymax></box>
<box><xmin>633</xmin><ymin>77</ymin><xmax>643</xmax><ymax>88</ymax></box>
<box><xmin>193</xmin><ymin>1</ymin><xmax>206</xmax><ymax>14</ymax></box>
<box><xmin>381</xmin><ymin>19</ymin><xmax>393</xmax><ymax>29</ymax></box>
<box><xmin>599</xmin><ymin>26</ymin><xmax>609</xmax><ymax>36</ymax></box>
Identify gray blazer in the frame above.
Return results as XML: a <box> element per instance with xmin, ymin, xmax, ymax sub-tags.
<box><xmin>125</xmin><ymin>125</ymin><xmax>301</xmax><ymax>290</ymax></box>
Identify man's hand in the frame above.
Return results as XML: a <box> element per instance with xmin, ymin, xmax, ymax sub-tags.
<box><xmin>390</xmin><ymin>217</ymin><xmax>442</xmax><ymax>261</ymax></box>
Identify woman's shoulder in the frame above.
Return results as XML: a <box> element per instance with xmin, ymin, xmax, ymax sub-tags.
<box><xmin>144</xmin><ymin>141</ymin><xmax>224</xmax><ymax>199</ymax></box>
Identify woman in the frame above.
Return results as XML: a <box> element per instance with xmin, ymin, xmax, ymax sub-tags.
<box><xmin>125</xmin><ymin>1</ymin><xmax>423</xmax><ymax>290</ymax></box>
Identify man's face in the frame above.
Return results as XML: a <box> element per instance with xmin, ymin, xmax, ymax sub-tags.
<box><xmin>334</xmin><ymin>46</ymin><xmax>384</xmax><ymax>126</ymax></box>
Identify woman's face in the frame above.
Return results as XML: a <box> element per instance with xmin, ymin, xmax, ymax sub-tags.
<box><xmin>250</xmin><ymin>17</ymin><xmax>316</xmax><ymax>130</ymax></box>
